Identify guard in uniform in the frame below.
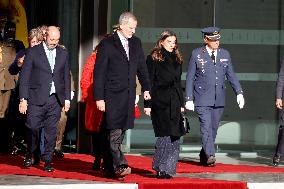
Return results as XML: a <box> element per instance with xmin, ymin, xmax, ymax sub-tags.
<box><xmin>185</xmin><ymin>27</ymin><xmax>245</xmax><ymax>166</ymax></box>
<box><xmin>0</xmin><ymin>33</ymin><xmax>17</xmax><ymax>153</ymax></box>
<box><xmin>0</xmin><ymin>32</ymin><xmax>18</xmax><ymax>119</ymax></box>
<box><xmin>0</xmin><ymin>21</ymin><xmax>25</xmax><ymax>153</ymax></box>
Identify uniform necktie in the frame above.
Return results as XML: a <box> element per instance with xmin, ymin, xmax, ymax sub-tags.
<box><xmin>211</xmin><ymin>50</ymin><xmax>215</xmax><ymax>64</ymax></box>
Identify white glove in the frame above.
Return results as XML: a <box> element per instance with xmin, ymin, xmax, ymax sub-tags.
<box><xmin>185</xmin><ymin>101</ymin><xmax>195</xmax><ymax>111</ymax></box>
<box><xmin>237</xmin><ymin>94</ymin><xmax>245</xmax><ymax>109</ymax></box>
<box><xmin>71</xmin><ymin>91</ymin><xmax>75</xmax><ymax>100</ymax></box>
<box><xmin>135</xmin><ymin>95</ymin><xmax>139</xmax><ymax>104</ymax></box>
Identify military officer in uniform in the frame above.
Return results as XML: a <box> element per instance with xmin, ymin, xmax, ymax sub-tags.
<box><xmin>0</xmin><ymin>40</ymin><xmax>16</xmax><ymax>119</ymax></box>
<box><xmin>185</xmin><ymin>27</ymin><xmax>245</xmax><ymax>166</ymax></box>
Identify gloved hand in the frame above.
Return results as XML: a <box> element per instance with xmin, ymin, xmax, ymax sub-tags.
<box><xmin>185</xmin><ymin>101</ymin><xmax>194</xmax><ymax>111</ymax></box>
<box><xmin>71</xmin><ymin>91</ymin><xmax>75</xmax><ymax>100</ymax></box>
<box><xmin>135</xmin><ymin>95</ymin><xmax>139</xmax><ymax>104</ymax></box>
<box><xmin>237</xmin><ymin>94</ymin><xmax>245</xmax><ymax>109</ymax></box>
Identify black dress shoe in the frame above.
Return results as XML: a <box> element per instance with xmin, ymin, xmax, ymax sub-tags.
<box><xmin>102</xmin><ymin>169</ymin><xmax>115</xmax><ymax>179</ymax></box>
<box><xmin>54</xmin><ymin>149</ymin><xmax>64</xmax><ymax>158</ymax></box>
<box><xmin>272</xmin><ymin>156</ymin><xmax>281</xmax><ymax>167</ymax></box>
<box><xmin>44</xmin><ymin>162</ymin><xmax>54</xmax><ymax>172</ymax></box>
<box><xmin>32</xmin><ymin>154</ymin><xmax>41</xmax><ymax>165</ymax></box>
<box><xmin>199</xmin><ymin>149</ymin><xmax>208</xmax><ymax>166</ymax></box>
<box><xmin>23</xmin><ymin>157</ymin><xmax>32</xmax><ymax>167</ymax></box>
<box><xmin>23</xmin><ymin>153</ymin><xmax>32</xmax><ymax>167</ymax></box>
<box><xmin>156</xmin><ymin>171</ymin><xmax>173</xmax><ymax>179</ymax></box>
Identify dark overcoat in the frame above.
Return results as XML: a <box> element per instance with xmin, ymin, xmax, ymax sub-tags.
<box><xmin>93</xmin><ymin>32</ymin><xmax>150</xmax><ymax>130</ymax></box>
<box><xmin>145</xmin><ymin>49</ymin><xmax>184</xmax><ymax>137</ymax></box>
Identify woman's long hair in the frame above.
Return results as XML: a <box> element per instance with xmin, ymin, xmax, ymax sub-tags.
<box><xmin>151</xmin><ymin>30</ymin><xmax>183</xmax><ymax>64</ymax></box>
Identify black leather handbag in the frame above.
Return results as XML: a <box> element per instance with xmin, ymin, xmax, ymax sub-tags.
<box><xmin>180</xmin><ymin>112</ymin><xmax>190</xmax><ymax>134</ymax></box>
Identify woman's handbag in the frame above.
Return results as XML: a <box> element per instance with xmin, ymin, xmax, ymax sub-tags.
<box><xmin>135</xmin><ymin>104</ymin><xmax>141</xmax><ymax>118</ymax></box>
<box><xmin>180</xmin><ymin>112</ymin><xmax>190</xmax><ymax>134</ymax></box>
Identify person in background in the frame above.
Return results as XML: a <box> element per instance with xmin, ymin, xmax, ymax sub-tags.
<box><xmin>185</xmin><ymin>27</ymin><xmax>245</xmax><ymax>166</ymax></box>
<box><xmin>39</xmin><ymin>25</ymin><xmax>48</xmax><ymax>40</ymax></box>
<box><xmin>0</xmin><ymin>20</ymin><xmax>24</xmax><ymax>153</ymax></box>
<box><xmin>0</xmin><ymin>21</ymin><xmax>25</xmax><ymax>119</ymax></box>
<box><xmin>80</xmin><ymin>45</ymin><xmax>104</xmax><ymax>171</ymax></box>
<box><xmin>54</xmin><ymin>73</ymin><xmax>75</xmax><ymax>157</ymax></box>
<box><xmin>93</xmin><ymin>12</ymin><xmax>151</xmax><ymax>180</ymax></box>
<box><xmin>19</xmin><ymin>26</ymin><xmax>71</xmax><ymax>172</ymax></box>
<box><xmin>144</xmin><ymin>30</ymin><xmax>185</xmax><ymax>179</ymax></box>
<box><xmin>273</xmin><ymin>56</ymin><xmax>284</xmax><ymax>167</ymax></box>
<box><xmin>2</xmin><ymin>21</ymin><xmax>25</xmax><ymax>52</ymax></box>
<box><xmin>9</xmin><ymin>28</ymin><xmax>43</xmax><ymax>74</ymax></box>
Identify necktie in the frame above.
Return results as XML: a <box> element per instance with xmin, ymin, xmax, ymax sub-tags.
<box><xmin>123</xmin><ymin>38</ymin><xmax>129</xmax><ymax>60</ymax></box>
<box><xmin>48</xmin><ymin>49</ymin><xmax>56</xmax><ymax>94</ymax></box>
<box><xmin>211</xmin><ymin>51</ymin><xmax>215</xmax><ymax>64</ymax></box>
<box><xmin>48</xmin><ymin>49</ymin><xmax>55</xmax><ymax>71</ymax></box>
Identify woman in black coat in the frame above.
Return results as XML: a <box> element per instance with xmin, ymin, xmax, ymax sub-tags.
<box><xmin>144</xmin><ymin>30</ymin><xmax>185</xmax><ymax>179</ymax></box>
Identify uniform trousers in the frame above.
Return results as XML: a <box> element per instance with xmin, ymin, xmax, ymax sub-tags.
<box><xmin>25</xmin><ymin>94</ymin><xmax>61</xmax><ymax>161</ymax></box>
<box><xmin>0</xmin><ymin>90</ymin><xmax>11</xmax><ymax>118</ymax></box>
<box><xmin>195</xmin><ymin>106</ymin><xmax>224</xmax><ymax>157</ymax></box>
<box><xmin>152</xmin><ymin>136</ymin><xmax>180</xmax><ymax>176</ymax></box>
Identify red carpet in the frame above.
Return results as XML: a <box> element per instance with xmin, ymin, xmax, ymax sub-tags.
<box><xmin>127</xmin><ymin>155</ymin><xmax>284</xmax><ymax>174</ymax></box>
<box><xmin>4</xmin><ymin>153</ymin><xmax>282</xmax><ymax>189</ymax></box>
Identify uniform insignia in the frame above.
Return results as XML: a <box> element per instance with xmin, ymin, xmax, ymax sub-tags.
<box><xmin>197</xmin><ymin>54</ymin><xmax>200</xmax><ymax>59</ymax></box>
<box><xmin>202</xmin><ymin>69</ymin><xmax>205</xmax><ymax>73</ymax></box>
<box><xmin>220</xmin><ymin>59</ymin><xmax>228</xmax><ymax>62</ymax></box>
<box><xmin>198</xmin><ymin>59</ymin><xmax>207</xmax><ymax>67</ymax></box>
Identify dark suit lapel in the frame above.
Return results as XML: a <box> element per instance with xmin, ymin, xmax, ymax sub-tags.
<box><xmin>113</xmin><ymin>32</ymin><xmax>129</xmax><ymax>61</ymax></box>
<box><xmin>128</xmin><ymin>37</ymin><xmax>135</xmax><ymax>62</ymax></box>
<box><xmin>54</xmin><ymin>46</ymin><xmax>62</xmax><ymax>72</ymax></box>
<box><xmin>38</xmin><ymin>43</ymin><xmax>52</xmax><ymax>72</ymax></box>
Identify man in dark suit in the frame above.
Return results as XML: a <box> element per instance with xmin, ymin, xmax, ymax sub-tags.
<box><xmin>93</xmin><ymin>12</ymin><xmax>150</xmax><ymax>180</ymax></box>
<box><xmin>185</xmin><ymin>27</ymin><xmax>245</xmax><ymax>166</ymax></box>
<box><xmin>19</xmin><ymin>26</ymin><xmax>71</xmax><ymax>172</ymax></box>
<box><xmin>273</xmin><ymin>57</ymin><xmax>284</xmax><ymax>167</ymax></box>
